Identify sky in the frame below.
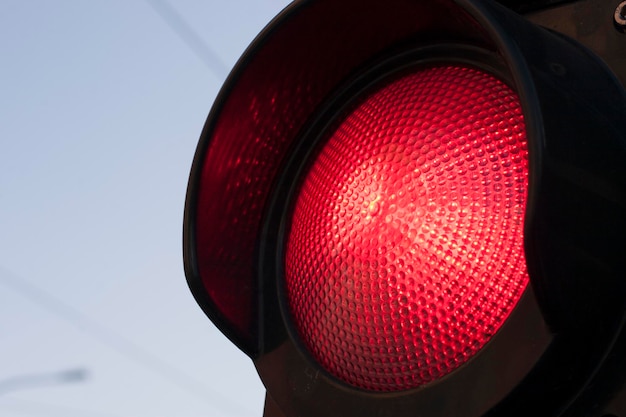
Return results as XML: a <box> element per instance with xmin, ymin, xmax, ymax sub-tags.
<box><xmin>1</xmin><ymin>1</ymin><xmax>290</xmax><ymax>416</ymax></box>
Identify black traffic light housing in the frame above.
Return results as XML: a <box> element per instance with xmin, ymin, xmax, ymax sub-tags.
<box><xmin>183</xmin><ymin>0</ymin><xmax>626</xmax><ymax>415</ymax></box>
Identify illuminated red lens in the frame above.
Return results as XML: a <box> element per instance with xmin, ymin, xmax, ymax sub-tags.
<box><xmin>284</xmin><ymin>65</ymin><xmax>529</xmax><ymax>391</ymax></box>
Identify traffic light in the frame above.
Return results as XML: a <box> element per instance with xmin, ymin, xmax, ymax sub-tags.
<box><xmin>183</xmin><ymin>0</ymin><xmax>626</xmax><ymax>415</ymax></box>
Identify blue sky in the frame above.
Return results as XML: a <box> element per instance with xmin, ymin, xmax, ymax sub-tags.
<box><xmin>1</xmin><ymin>1</ymin><xmax>289</xmax><ymax>415</ymax></box>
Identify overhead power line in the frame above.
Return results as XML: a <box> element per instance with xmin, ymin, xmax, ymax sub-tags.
<box><xmin>145</xmin><ymin>0</ymin><xmax>230</xmax><ymax>80</ymax></box>
<box><xmin>0</xmin><ymin>267</ymin><xmax>253</xmax><ymax>417</ymax></box>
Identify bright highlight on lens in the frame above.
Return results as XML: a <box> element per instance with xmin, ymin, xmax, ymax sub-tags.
<box><xmin>284</xmin><ymin>65</ymin><xmax>530</xmax><ymax>391</ymax></box>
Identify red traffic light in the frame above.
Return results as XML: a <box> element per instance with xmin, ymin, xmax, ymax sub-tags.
<box><xmin>183</xmin><ymin>0</ymin><xmax>626</xmax><ymax>415</ymax></box>
<box><xmin>285</xmin><ymin>65</ymin><xmax>529</xmax><ymax>391</ymax></box>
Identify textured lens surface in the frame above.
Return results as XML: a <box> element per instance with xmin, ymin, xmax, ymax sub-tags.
<box><xmin>284</xmin><ymin>65</ymin><xmax>529</xmax><ymax>391</ymax></box>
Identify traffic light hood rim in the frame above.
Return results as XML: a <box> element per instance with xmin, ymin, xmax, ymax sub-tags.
<box><xmin>183</xmin><ymin>0</ymin><xmax>546</xmax><ymax>358</ymax></box>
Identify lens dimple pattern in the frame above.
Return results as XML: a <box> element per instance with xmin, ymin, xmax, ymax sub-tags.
<box><xmin>285</xmin><ymin>66</ymin><xmax>529</xmax><ymax>391</ymax></box>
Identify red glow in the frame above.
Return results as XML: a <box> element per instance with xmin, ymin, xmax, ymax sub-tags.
<box><xmin>284</xmin><ymin>65</ymin><xmax>529</xmax><ymax>391</ymax></box>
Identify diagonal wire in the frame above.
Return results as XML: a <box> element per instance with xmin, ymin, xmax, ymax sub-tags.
<box><xmin>0</xmin><ymin>267</ymin><xmax>254</xmax><ymax>417</ymax></box>
<box><xmin>145</xmin><ymin>0</ymin><xmax>229</xmax><ymax>80</ymax></box>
